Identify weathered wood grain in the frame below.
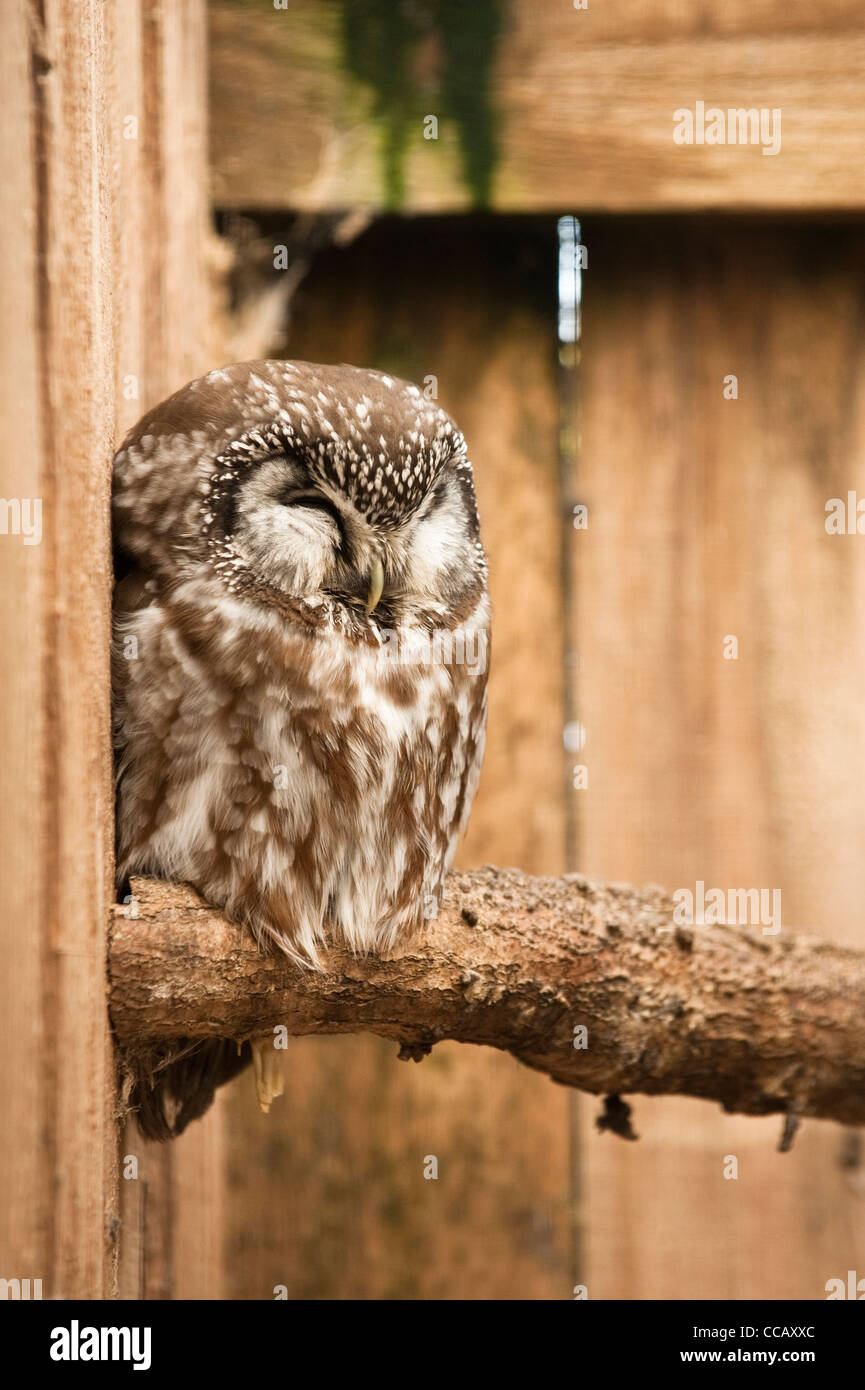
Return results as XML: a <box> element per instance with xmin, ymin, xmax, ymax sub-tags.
<box><xmin>114</xmin><ymin>0</ymin><xmax>226</xmax><ymax>1305</ymax></box>
<box><xmin>573</xmin><ymin>217</ymin><xmax>865</xmax><ymax>1299</ymax></box>
<box><xmin>210</xmin><ymin>2</ymin><xmax>865</xmax><ymax>213</ymax></box>
<box><xmin>0</xmin><ymin>0</ymin><xmax>222</xmax><ymax>1302</ymax></box>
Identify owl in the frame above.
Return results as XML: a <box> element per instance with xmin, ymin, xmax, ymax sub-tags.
<box><xmin>113</xmin><ymin>360</ymin><xmax>489</xmax><ymax>1138</ymax></box>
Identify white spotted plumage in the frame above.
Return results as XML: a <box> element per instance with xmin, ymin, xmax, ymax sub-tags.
<box><xmin>113</xmin><ymin>360</ymin><xmax>490</xmax><ymax>971</ymax></box>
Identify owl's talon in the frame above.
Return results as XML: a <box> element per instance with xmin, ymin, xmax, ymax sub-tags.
<box><xmin>250</xmin><ymin>1036</ymin><xmax>285</xmax><ymax>1114</ymax></box>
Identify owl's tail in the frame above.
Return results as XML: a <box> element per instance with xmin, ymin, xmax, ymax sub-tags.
<box><xmin>126</xmin><ymin>1038</ymin><xmax>252</xmax><ymax>1141</ymax></box>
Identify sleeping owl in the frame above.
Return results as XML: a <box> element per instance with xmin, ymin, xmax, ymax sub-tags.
<box><xmin>112</xmin><ymin>360</ymin><xmax>489</xmax><ymax>1138</ymax></box>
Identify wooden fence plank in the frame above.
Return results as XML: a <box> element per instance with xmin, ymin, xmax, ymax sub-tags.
<box><xmin>0</xmin><ymin>0</ymin><xmax>52</xmax><ymax>1298</ymax></box>
<box><xmin>223</xmin><ymin>217</ymin><xmax>574</xmax><ymax>1300</ymax></box>
<box><xmin>574</xmin><ymin>217</ymin><xmax>865</xmax><ymax>1298</ymax></box>
<box><xmin>26</xmin><ymin>0</ymin><xmax>118</xmax><ymax>1301</ymax></box>
<box><xmin>0</xmin><ymin>0</ymin><xmax>220</xmax><ymax>1302</ymax></box>
<box><xmin>210</xmin><ymin>2</ymin><xmax>865</xmax><ymax>213</ymax></box>
<box><xmin>115</xmin><ymin>0</ymin><xmax>225</xmax><ymax>1303</ymax></box>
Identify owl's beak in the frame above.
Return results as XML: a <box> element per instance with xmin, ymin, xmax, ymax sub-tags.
<box><xmin>365</xmin><ymin>556</ymin><xmax>385</xmax><ymax>615</ymax></box>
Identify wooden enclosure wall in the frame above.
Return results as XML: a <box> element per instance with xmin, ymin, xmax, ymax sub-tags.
<box><xmin>5</xmin><ymin>0</ymin><xmax>865</xmax><ymax>1306</ymax></box>
<box><xmin>213</xmin><ymin>209</ymin><xmax>865</xmax><ymax>1300</ymax></box>
<box><xmin>0</xmin><ymin>0</ymin><xmax>222</xmax><ymax>1301</ymax></box>
<box><xmin>574</xmin><ymin>218</ymin><xmax>865</xmax><ymax>1298</ymax></box>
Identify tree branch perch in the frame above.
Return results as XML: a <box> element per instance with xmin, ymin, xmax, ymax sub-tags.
<box><xmin>109</xmin><ymin>868</ymin><xmax>865</xmax><ymax>1128</ymax></box>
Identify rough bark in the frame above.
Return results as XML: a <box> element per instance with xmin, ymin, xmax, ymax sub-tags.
<box><xmin>109</xmin><ymin>869</ymin><xmax>865</xmax><ymax>1130</ymax></box>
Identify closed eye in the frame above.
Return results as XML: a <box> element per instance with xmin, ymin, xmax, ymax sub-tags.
<box><xmin>280</xmin><ymin>492</ymin><xmax>347</xmax><ymax>552</ymax></box>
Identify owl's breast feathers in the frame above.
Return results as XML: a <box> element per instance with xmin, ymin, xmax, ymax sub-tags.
<box><xmin>114</xmin><ymin>578</ymin><xmax>489</xmax><ymax>965</ymax></box>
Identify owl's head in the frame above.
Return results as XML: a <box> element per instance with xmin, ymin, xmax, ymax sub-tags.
<box><xmin>113</xmin><ymin>360</ymin><xmax>487</xmax><ymax>629</ymax></box>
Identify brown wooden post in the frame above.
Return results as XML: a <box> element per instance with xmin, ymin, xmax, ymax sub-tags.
<box><xmin>0</xmin><ymin>0</ymin><xmax>222</xmax><ymax>1301</ymax></box>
